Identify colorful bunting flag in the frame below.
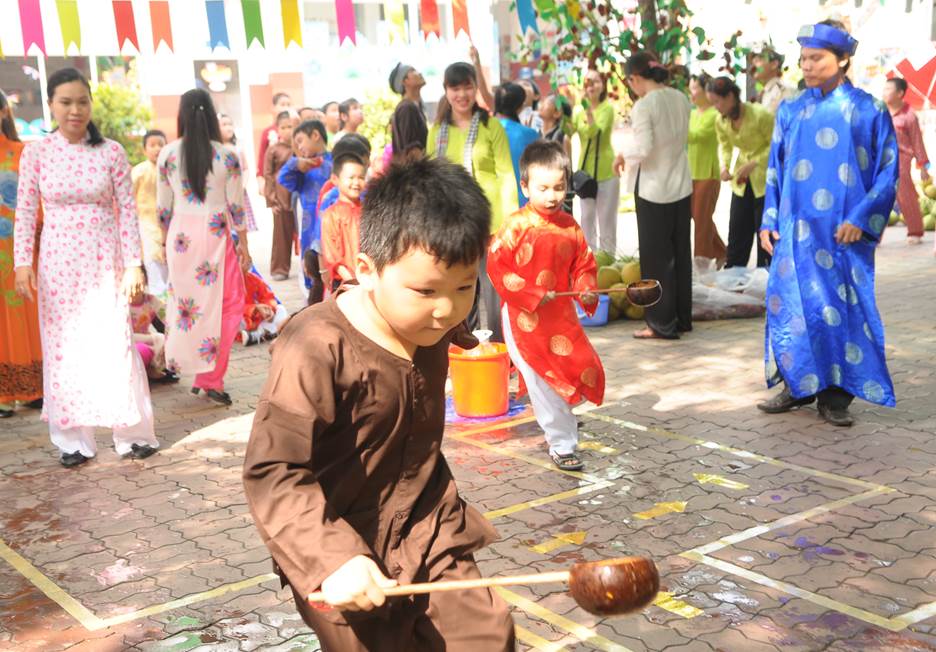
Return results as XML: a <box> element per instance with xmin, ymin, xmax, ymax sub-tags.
<box><xmin>533</xmin><ymin>0</ymin><xmax>557</xmax><ymax>20</ymax></box>
<box><xmin>420</xmin><ymin>0</ymin><xmax>440</xmax><ymax>38</ymax></box>
<box><xmin>516</xmin><ymin>0</ymin><xmax>538</xmax><ymax>35</ymax></box>
<box><xmin>18</xmin><ymin>0</ymin><xmax>46</xmax><ymax>56</ymax></box>
<box><xmin>335</xmin><ymin>0</ymin><xmax>356</xmax><ymax>45</ymax></box>
<box><xmin>112</xmin><ymin>0</ymin><xmax>140</xmax><ymax>52</ymax></box>
<box><xmin>385</xmin><ymin>0</ymin><xmax>406</xmax><ymax>43</ymax></box>
<box><xmin>281</xmin><ymin>0</ymin><xmax>302</xmax><ymax>48</ymax></box>
<box><xmin>452</xmin><ymin>0</ymin><xmax>470</xmax><ymax>38</ymax></box>
<box><xmin>241</xmin><ymin>0</ymin><xmax>264</xmax><ymax>48</ymax></box>
<box><xmin>56</xmin><ymin>0</ymin><xmax>81</xmax><ymax>53</ymax></box>
<box><xmin>205</xmin><ymin>0</ymin><xmax>230</xmax><ymax>50</ymax></box>
<box><xmin>149</xmin><ymin>0</ymin><xmax>173</xmax><ymax>52</ymax></box>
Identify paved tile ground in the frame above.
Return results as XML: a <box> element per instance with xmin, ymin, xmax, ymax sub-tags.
<box><xmin>1</xmin><ymin>200</ymin><xmax>935</xmax><ymax>651</ymax></box>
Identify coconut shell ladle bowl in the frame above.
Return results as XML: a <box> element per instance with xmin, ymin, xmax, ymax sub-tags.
<box><xmin>554</xmin><ymin>279</ymin><xmax>663</xmax><ymax>308</ymax></box>
<box><xmin>307</xmin><ymin>556</ymin><xmax>660</xmax><ymax>617</ymax></box>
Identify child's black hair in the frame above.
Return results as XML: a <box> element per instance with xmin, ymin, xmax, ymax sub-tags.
<box><xmin>142</xmin><ymin>129</ymin><xmax>166</xmax><ymax>148</ymax></box>
<box><xmin>360</xmin><ymin>157</ymin><xmax>490</xmax><ymax>271</ymax></box>
<box><xmin>887</xmin><ymin>77</ymin><xmax>908</xmax><ymax>95</ymax></box>
<box><xmin>519</xmin><ymin>139</ymin><xmax>570</xmax><ymax>184</ymax></box>
<box><xmin>332</xmin><ymin>152</ymin><xmax>367</xmax><ymax>176</ymax></box>
<box><xmin>275</xmin><ymin>110</ymin><xmax>292</xmax><ymax>125</ymax></box>
<box><xmin>294</xmin><ymin>119</ymin><xmax>327</xmax><ymax>143</ymax></box>
<box><xmin>333</xmin><ymin>133</ymin><xmax>371</xmax><ymax>158</ymax></box>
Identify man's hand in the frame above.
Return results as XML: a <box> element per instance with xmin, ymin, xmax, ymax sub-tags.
<box><xmin>835</xmin><ymin>222</ymin><xmax>863</xmax><ymax>245</ymax></box>
<box><xmin>613</xmin><ymin>153</ymin><xmax>626</xmax><ymax>177</ymax></box>
<box><xmin>315</xmin><ymin>555</ymin><xmax>397</xmax><ymax>612</ymax></box>
<box><xmin>720</xmin><ymin>168</ymin><xmax>732</xmax><ymax>182</ymax></box>
<box><xmin>580</xmin><ymin>291</ymin><xmax>598</xmax><ymax>306</ymax></box>
<box><xmin>759</xmin><ymin>229</ymin><xmax>780</xmax><ymax>256</ymax></box>
<box><xmin>539</xmin><ymin>290</ymin><xmax>557</xmax><ymax>307</ymax></box>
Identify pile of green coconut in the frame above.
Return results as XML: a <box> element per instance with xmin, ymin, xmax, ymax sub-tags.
<box><xmin>890</xmin><ymin>178</ymin><xmax>936</xmax><ymax>230</ymax></box>
<box><xmin>593</xmin><ymin>251</ymin><xmax>645</xmax><ymax>321</ymax></box>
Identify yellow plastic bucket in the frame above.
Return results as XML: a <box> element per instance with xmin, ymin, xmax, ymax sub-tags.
<box><xmin>448</xmin><ymin>343</ymin><xmax>510</xmax><ymax>418</ymax></box>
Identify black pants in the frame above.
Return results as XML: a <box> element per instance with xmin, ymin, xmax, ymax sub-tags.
<box><xmin>727</xmin><ymin>182</ymin><xmax>771</xmax><ymax>268</ymax></box>
<box><xmin>817</xmin><ymin>386</ymin><xmax>854</xmax><ymax>410</ymax></box>
<box><xmin>635</xmin><ymin>190</ymin><xmax>692</xmax><ymax>338</ymax></box>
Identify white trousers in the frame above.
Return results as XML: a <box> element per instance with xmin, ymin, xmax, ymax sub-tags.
<box><xmin>579</xmin><ymin>177</ymin><xmax>621</xmax><ymax>254</ymax></box>
<box><xmin>502</xmin><ymin>306</ymin><xmax>578</xmax><ymax>455</ymax></box>
<box><xmin>50</xmin><ymin>350</ymin><xmax>158</xmax><ymax>457</ymax></box>
<box><xmin>251</xmin><ymin>304</ymin><xmax>290</xmax><ymax>337</ymax></box>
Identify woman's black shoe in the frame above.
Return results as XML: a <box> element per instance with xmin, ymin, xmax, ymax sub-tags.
<box><xmin>126</xmin><ymin>443</ymin><xmax>158</xmax><ymax>459</ymax></box>
<box><xmin>0</xmin><ymin>409</ymin><xmax>12</xmax><ymax>418</ymax></box>
<box><xmin>204</xmin><ymin>389</ymin><xmax>232</xmax><ymax>406</ymax></box>
<box><xmin>25</xmin><ymin>398</ymin><xmax>43</xmax><ymax>409</ymax></box>
<box><xmin>60</xmin><ymin>451</ymin><xmax>90</xmax><ymax>467</ymax></box>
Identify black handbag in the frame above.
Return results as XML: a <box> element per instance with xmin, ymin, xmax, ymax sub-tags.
<box><xmin>572</xmin><ymin>131</ymin><xmax>600</xmax><ymax>200</ymax></box>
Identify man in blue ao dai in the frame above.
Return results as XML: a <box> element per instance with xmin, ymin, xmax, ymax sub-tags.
<box><xmin>757</xmin><ymin>20</ymin><xmax>898</xmax><ymax>427</ymax></box>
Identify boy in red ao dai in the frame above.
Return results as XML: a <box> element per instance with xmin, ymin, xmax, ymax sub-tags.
<box><xmin>488</xmin><ymin>140</ymin><xmax>606</xmax><ymax>471</ymax></box>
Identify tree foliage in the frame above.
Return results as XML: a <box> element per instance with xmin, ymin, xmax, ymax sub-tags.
<box><xmin>516</xmin><ymin>0</ymin><xmax>749</xmax><ymax>94</ymax></box>
<box><xmin>92</xmin><ymin>79</ymin><xmax>152</xmax><ymax>165</ymax></box>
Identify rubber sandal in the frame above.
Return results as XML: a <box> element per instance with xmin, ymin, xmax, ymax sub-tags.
<box><xmin>550</xmin><ymin>451</ymin><xmax>584</xmax><ymax>471</ymax></box>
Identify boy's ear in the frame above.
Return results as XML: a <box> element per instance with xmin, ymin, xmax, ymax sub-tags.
<box><xmin>354</xmin><ymin>253</ymin><xmax>378</xmax><ymax>290</ymax></box>
<box><xmin>520</xmin><ymin>179</ymin><xmax>530</xmax><ymax>200</ymax></box>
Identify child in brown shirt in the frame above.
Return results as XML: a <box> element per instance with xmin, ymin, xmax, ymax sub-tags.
<box><xmin>243</xmin><ymin>157</ymin><xmax>516</xmax><ymax>651</ymax></box>
<box><xmin>263</xmin><ymin>110</ymin><xmax>297</xmax><ymax>280</ymax></box>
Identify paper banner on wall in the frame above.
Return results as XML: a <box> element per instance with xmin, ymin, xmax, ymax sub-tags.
<box><xmin>281</xmin><ymin>0</ymin><xmax>302</xmax><ymax>48</ymax></box>
<box><xmin>241</xmin><ymin>0</ymin><xmax>264</xmax><ymax>48</ymax></box>
<box><xmin>149</xmin><ymin>0</ymin><xmax>173</xmax><ymax>52</ymax></box>
<box><xmin>385</xmin><ymin>0</ymin><xmax>406</xmax><ymax>43</ymax></box>
<box><xmin>452</xmin><ymin>0</ymin><xmax>470</xmax><ymax>38</ymax></box>
<box><xmin>205</xmin><ymin>0</ymin><xmax>230</xmax><ymax>50</ymax></box>
<box><xmin>19</xmin><ymin>0</ymin><xmax>47</xmax><ymax>56</ymax></box>
<box><xmin>56</xmin><ymin>0</ymin><xmax>81</xmax><ymax>53</ymax></box>
<box><xmin>420</xmin><ymin>0</ymin><xmax>440</xmax><ymax>38</ymax></box>
<box><xmin>112</xmin><ymin>0</ymin><xmax>140</xmax><ymax>53</ymax></box>
<box><xmin>516</xmin><ymin>0</ymin><xmax>539</xmax><ymax>34</ymax></box>
<box><xmin>335</xmin><ymin>0</ymin><xmax>356</xmax><ymax>45</ymax></box>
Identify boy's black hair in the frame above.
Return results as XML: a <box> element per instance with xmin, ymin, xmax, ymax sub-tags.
<box><xmin>332</xmin><ymin>151</ymin><xmax>367</xmax><ymax>176</ymax></box>
<box><xmin>519</xmin><ymin>139</ymin><xmax>570</xmax><ymax>184</ymax></box>
<box><xmin>294</xmin><ymin>119</ymin><xmax>327</xmax><ymax>143</ymax></box>
<box><xmin>272</xmin><ymin>92</ymin><xmax>290</xmax><ymax>105</ymax></box>
<box><xmin>142</xmin><ymin>129</ymin><xmax>166</xmax><ymax>148</ymax></box>
<box><xmin>887</xmin><ymin>77</ymin><xmax>909</xmax><ymax>95</ymax></box>
<box><xmin>333</xmin><ymin>132</ymin><xmax>371</xmax><ymax>159</ymax></box>
<box><xmin>322</xmin><ymin>100</ymin><xmax>338</xmax><ymax>113</ymax></box>
<box><xmin>360</xmin><ymin>157</ymin><xmax>490</xmax><ymax>271</ymax></box>
<box><xmin>275</xmin><ymin>110</ymin><xmax>293</xmax><ymax>124</ymax></box>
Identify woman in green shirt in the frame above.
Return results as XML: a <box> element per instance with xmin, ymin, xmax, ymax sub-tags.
<box><xmin>428</xmin><ymin>62</ymin><xmax>518</xmax><ymax>341</ymax></box>
<box><xmin>707</xmin><ymin>76</ymin><xmax>774</xmax><ymax>268</ymax></box>
<box><xmin>688</xmin><ymin>73</ymin><xmax>727</xmax><ymax>266</ymax></box>
<box><xmin>573</xmin><ymin>70</ymin><xmax>619</xmax><ymax>254</ymax></box>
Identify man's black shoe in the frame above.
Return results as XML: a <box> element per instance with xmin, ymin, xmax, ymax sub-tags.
<box><xmin>818</xmin><ymin>404</ymin><xmax>854</xmax><ymax>427</ymax></box>
<box><xmin>127</xmin><ymin>444</ymin><xmax>158</xmax><ymax>459</ymax></box>
<box><xmin>757</xmin><ymin>388</ymin><xmax>815</xmax><ymax>414</ymax></box>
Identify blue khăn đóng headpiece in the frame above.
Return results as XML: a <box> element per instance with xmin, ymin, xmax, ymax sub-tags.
<box><xmin>797</xmin><ymin>23</ymin><xmax>858</xmax><ymax>56</ymax></box>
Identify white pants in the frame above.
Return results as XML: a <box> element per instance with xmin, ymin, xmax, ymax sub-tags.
<box><xmin>50</xmin><ymin>350</ymin><xmax>158</xmax><ymax>457</ymax></box>
<box><xmin>250</xmin><ymin>304</ymin><xmax>289</xmax><ymax>337</ymax></box>
<box><xmin>502</xmin><ymin>306</ymin><xmax>578</xmax><ymax>455</ymax></box>
<box><xmin>579</xmin><ymin>177</ymin><xmax>621</xmax><ymax>254</ymax></box>
<box><xmin>144</xmin><ymin>259</ymin><xmax>169</xmax><ymax>297</ymax></box>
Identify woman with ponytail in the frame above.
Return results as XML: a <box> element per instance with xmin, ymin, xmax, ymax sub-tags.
<box><xmin>428</xmin><ymin>61</ymin><xmax>517</xmax><ymax>341</ymax></box>
<box><xmin>1</xmin><ymin>89</ymin><xmax>43</xmax><ymax>418</ymax></box>
<box><xmin>13</xmin><ymin>68</ymin><xmax>159</xmax><ymax>466</ymax></box>
<box><xmin>157</xmin><ymin>88</ymin><xmax>248</xmax><ymax>406</ymax></box>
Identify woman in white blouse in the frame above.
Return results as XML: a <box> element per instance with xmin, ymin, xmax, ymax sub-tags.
<box><xmin>615</xmin><ymin>52</ymin><xmax>693</xmax><ymax>339</ymax></box>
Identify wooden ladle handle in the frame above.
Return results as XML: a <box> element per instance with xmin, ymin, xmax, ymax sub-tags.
<box><xmin>307</xmin><ymin>570</ymin><xmax>570</xmax><ymax>602</ymax></box>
